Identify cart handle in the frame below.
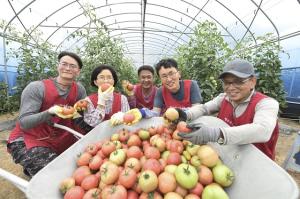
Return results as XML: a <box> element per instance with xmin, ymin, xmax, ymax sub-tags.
<box><xmin>52</xmin><ymin>123</ymin><xmax>84</xmax><ymax>139</ymax></box>
<box><xmin>0</xmin><ymin>168</ymin><xmax>29</xmax><ymax>193</ymax></box>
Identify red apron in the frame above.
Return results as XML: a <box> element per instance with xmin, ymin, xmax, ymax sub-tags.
<box><xmin>135</xmin><ymin>84</ymin><xmax>157</xmax><ymax>109</ymax></box>
<box><xmin>88</xmin><ymin>92</ymin><xmax>122</xmax><ymax>120</ymax></box>
<box><xmin>9</xmin><ymin>79</ymin><xmax>81</xmax><ymax>154</ymax></box>
<box><xmin>218</xmin><ymin>92</ymin><xmax>279</xmax><ymax>160</ymax></box>
<box><xmin>161</xmin><ymin>80</ymin><xmax>192</xmax><ymax>114</ymax></box>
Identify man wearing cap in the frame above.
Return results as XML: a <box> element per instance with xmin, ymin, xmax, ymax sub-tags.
<box><xmin>178</xmin><ymin>59</ymin><xmax>279</xmax><ymax>160</ymax></box>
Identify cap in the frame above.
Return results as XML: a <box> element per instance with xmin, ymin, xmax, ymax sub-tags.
<box><xmin>219</xmin><ymin>59</ymin><xmax>255</xmax><ymax>79</ymax></box>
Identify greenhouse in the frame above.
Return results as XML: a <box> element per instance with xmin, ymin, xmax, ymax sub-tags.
<box><xmin>1</xmin><ymin>0</ymin><xmax>300</xmax><ymax>199</ymax></box>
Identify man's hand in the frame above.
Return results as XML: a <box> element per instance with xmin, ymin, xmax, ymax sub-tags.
<box><xmin>110</xmin><ymin>112</ymin><xmax>125</xmax><ymax>126</ymax></box>
<box><xmin>48</xmin><ymin>105</ymin><xmax>78</xmax><ymax>119</ymax></box>
<box><xmin>122</xmin><ymin>80</ymin><xmax>134</xmax><ymax>96</ymax></box>
<box><xmin>178</xmin><ymin>122</ymin><xmax>221</xmax><ymax>145</ymax></box>
<box><xmin>176</xmin><ymin>108</ymin><xmax>187</xmax><ymax>122</ymax></box>
<box><xmin>124</xmin><ymin>108</ymin><xmax>142</xmax><ymax>125</ymax></box>
<box><xmin>98</xmin><ymin>85</ymin><xmax>114</xmax><ymax>106</ymax></box>
<box><xmin>48</xmin><ymin>105</ymin><xmax>60</xmax><ymax>115</ymax></box>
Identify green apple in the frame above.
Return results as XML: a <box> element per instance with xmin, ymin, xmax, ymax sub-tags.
<box><xmin>183</xmin><ymin>150</ymin><xmax>191</xmax><ymax>160</ymax></box>
<box><xmin>164</xmin><ymin>165</ymin><xmax>178</xmax><ymax>174</ymax></box>
<box><xmin>138</xmin><ymin>129</ymin><xmax>150</xmax><ymax>140</ymax></box>
<box><xmin>154</xmin><ymin>137</ymin><xmax>166</xmax><ymax>152</ymax></box>
<box><xmin>161</xmin><ymin>150</ymin><xmax>170</xmax><ymax>161</ymax></box>
<box><xmin>186</xmin><ymin>144</ymin><xmax>200</xmax><ymax>156</ymax></box>
<box><xmin>175</xmin><ymin>163</ymin><xmax>198</xmax><ymax>189</ymax></box>
<box><xmin>111</xmin><ymin>133</ymin><xmax>119</xmax><ymax>141</ymax></box>
<box><xmin>202</xmin><ymin>183</ymin><xmax>229</xmax><ymax>199</ymax></box>
<box><xmin>212</xmin><ymin>164</ymin><xmax>234</xmax><ymax>187</ymax></box>
<box><xmin>109</xmin><ymin>149</ymin><xmax>126</xmax><ymax>165</ymax></box>
<box><xmin>181</xmin><ymin>155</ymin><xmax>188</xmax><ymax>163</ymax></box>
<box><xmin>112</xmin><ymin>140</ymin><xmax>122</xmax><ymax>149</ymax></box>
<box><xmin>190</xmin><ymin>155</ymin><xmax>201</xmax><ymax>167</ymax></box>
<box><xmin>138</xmin><ymin>170</ymin><xmax>158</xmax><ymax>193</ymax></box>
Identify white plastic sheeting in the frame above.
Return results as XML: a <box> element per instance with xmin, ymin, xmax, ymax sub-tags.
<box><xmin>1</xmin><ymin>0</ymin><xmax>300</xmax><ymax>67</ymax></box>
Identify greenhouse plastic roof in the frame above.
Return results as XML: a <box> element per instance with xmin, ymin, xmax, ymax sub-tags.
<box><xmin>1</xmin><ymin>0</ymin><xmax>300</xmax><ymax>68</ymax></box>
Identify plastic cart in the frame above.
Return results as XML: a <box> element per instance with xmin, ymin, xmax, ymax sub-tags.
<box><xmin>0</xmin><ymin>116</ymin><xmax>299</xmax><ymax>199</ymax></box>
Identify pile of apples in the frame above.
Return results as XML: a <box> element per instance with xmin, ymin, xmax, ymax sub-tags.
<box><xmin>60</xmin><ymin>121</ymin><xmax>234</xmax><ymax>199</ymax></box>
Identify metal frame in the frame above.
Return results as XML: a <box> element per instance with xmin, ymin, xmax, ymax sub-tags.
<box><xmin>0</xmin><ymin>0</ymin><xmax>291</xmax><ymax>71</ymax></box>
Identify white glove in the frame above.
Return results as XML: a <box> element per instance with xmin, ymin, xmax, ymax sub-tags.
<box><xmin>48</xmin><ymin>105</ymin><xmax>60</xmax><ymax>115</ymax></box>
<box><xmin>110</xmin><ymin>112</ymin><xmax>125</xmax><ymax>126</ymax></box>
<box><xmin>98</xmin><ymin>85</ymin><xmax>114</xmax><ymax>106</ymax></box>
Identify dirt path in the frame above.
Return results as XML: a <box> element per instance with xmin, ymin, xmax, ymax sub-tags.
<box><xmin>0</xmin><ymin>116</ymin><xmax>300</xmax><ymax>198</ymax></box>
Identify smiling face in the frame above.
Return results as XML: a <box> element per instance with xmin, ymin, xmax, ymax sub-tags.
<box><xmin>139</xmin><ymin>70</ymin><xmax>154</xmax><ymax>89</ymax></box>
<box><xmin>93</xmin><ymin>69</ymin><xmax>115</xmax><ymax>88</ymax></box>
<box><xmin>158</xmin><ymin>66</ymin><xmax>181</xmax><ymax>93</ymax></box>
<box><xmin>57</xmin><ymin>55</ymin><xmax>80</xmax><ymax>80</ymax></box>
<box><xmin>222</xmin><ymin>74</ymin><xmax>256</xmax><ymax>104</ymax></box>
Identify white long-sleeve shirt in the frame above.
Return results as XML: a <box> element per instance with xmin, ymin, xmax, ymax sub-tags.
<box><xmin>186</xmin><ymin>90</ymin><xmax>279</xmax><ymax>145</ymax></box>
<box><xmin>83</xmin><ymin>94</ymin><xmax>130</xmax><ymax>127</ymax></box>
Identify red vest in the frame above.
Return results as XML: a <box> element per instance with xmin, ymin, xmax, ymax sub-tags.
<box><xmin>161</xmin><ymin>80</ymin><xmax>192</xmax><ymax>113</ymax></box>
<box><xmin>135</xmin><ymin>84</ymin><xmax>157</xmax><ymax>109</ymax></box>
<box><xmin>217</xmin><ymin>92</ymin><xmax>279</xmax><ymax>160</ymax></box>
<box><xmin>88</xmin><ymin>92</ymin><xmax>122</xmax><ymax>120</ymax></box>
<box><xmin>9</xmin><ymin>79</ymin><xmax>82</xmax><ymax>154</ymax></box>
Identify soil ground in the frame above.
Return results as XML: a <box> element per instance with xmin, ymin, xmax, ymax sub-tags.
<box><xmin>0</xmin><ymin>113</ymin><xmax>300</xmax><ymax>198</ymax></box>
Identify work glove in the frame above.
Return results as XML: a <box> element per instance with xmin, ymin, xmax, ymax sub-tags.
<box><xmin>48</xmin><ymin>105</ymin><xmax>61</xmax><ymax>115</ymax></box>
<box><xmin>124</xmin><ymin>108</ymin><xmax>143</xmax><ymax>125</ymax></box>
<box><xmin>97</xmin><ymin>85</ymin><xmax>114</xmax><ymax>106</ymax></box>
<box><xmin>48</xmin><ymin>105</ymin><xmax>78</xmax><ymax>119</ymax></box>
<box><xmin>175</xmin><ymin>108</ymin><xmax>187</xmax><ymax>122</ymax></box>
<box><xmin>110</xmin><ymin>112</ymin><xmax>125</xmax><ymax>126</ymax></box>
<box><xmin>178</xmin><ymin>122</ymin><xmax>221</xmax><ymax>145</ymax></box>
<box><xmin>122</xmin><ymin>80</ymin><xmax>134</xmax><ymax>96</ymax></box>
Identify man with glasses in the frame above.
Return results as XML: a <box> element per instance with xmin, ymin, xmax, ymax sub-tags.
<box><xmin>7</xmin><ymin>51</ymin><xmax>87</xmax><ymax>177</ymax></box>
<box><xmin>110</xmin><ymin>58</ymin><xmax>202</xmax><ymax>125</ymax></box>
<box><xmin>178</xmin><ymin>59</ymin><xmax>279</xmax><ymax>160</ymax></box>
<box><xmin>152</xmin><ymin>58</ymin><xmax>202</xmax><ymax>114</ymax></box>
<box><xmin>122</xmin><ymin>65</ymin><xmax>157</xmax><ymax>109</ymax></box>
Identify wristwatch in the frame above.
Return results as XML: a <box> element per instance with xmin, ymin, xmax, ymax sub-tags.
<box><xmin>217</xmin><ymin>133</ymin><xmax>225</xmax><ymax>145</ymax></box>
<box><xmin>217</xmin><ymin>137</ymin><xmax>224</xmax><ymax>145</ymax></box>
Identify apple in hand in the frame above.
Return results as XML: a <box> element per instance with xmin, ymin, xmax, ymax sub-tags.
<box><xmin>101</xmin><ymin>83</ymin><xmax>111</xmax><ymax>92</ymax></box>
<box><xmin>127</xmin><ymin>83</ymin><xmax>134</xmax><ymax>91</ymax></box>
<box><xmin>123</xmin><ymin>113</ymin><xmax>135</xmax><ymax>124</ymax></box>
<box><xmin>165</xmin><ymin>108</ymin><xmax>179</xmax><ymax>121</ymax></box>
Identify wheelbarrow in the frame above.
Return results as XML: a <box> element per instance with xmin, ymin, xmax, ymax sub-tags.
<box><xmin>0</xmin><ymin>116</ymin><xmax>299</xmax><ymax>199</ymax></box>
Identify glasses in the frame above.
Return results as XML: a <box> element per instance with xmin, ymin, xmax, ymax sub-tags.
<box><xmin>160</xmin><ymin>71</ymin><xmax>178</xmax><ymax>80</ymax></box>
<box><xmin>97</xmin><ymin>75</ymin><xmax>114</xmax><ymax>81</ymax></box>
<box><xmin>221</xmin><ymin>77</ymin><xmax>252</xmax><ymax>88</ymax></box>
<box><xmin>59</xmin><ymin>62</ymin><xmax>79</xmax><ymax>69</ymax></box>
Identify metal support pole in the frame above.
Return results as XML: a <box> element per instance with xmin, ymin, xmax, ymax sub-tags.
<box><xmin>2</xmin><ymin>36</ymin><xmax>9</xmax><ymax>97</ymax></box>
